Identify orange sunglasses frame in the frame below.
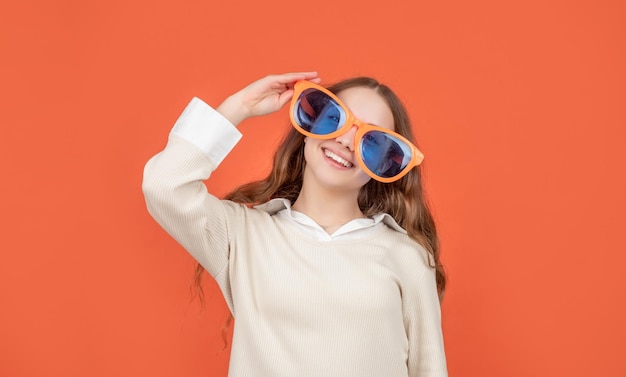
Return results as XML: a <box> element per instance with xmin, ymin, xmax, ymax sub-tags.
<box><xmin>289</xmin><ymin>80</ymin><xmax>424</xmax><ymax>183</ymax></box>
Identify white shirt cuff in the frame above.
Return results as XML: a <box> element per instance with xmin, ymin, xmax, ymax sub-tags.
<box><xmin>170</xmin><ymin>97</ymin><xmax>242</xmax><ymax>166</ymax></box>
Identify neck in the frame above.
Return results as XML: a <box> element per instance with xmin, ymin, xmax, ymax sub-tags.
<box><xmin>291</xmin><ymin>183</ymin><xmax>365</xmax><ymax>229</ymax></box>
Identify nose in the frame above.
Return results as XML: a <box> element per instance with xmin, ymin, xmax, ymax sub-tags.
<box><xmin>335</xmin><ymin>125</ymin><xmax>358</xmax><ymax>151</ymax></box>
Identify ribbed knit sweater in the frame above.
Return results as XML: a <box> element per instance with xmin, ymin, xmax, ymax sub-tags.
<box><xmin>142</xmin><ymin>99</ymin><xmax>448</xmax><ymax>377</ymax></box>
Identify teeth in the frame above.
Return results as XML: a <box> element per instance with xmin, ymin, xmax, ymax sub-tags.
<box><xmin>324</xmin><ymin>150</ymin><xmax>353</xmax><ymax>168</ymax></box>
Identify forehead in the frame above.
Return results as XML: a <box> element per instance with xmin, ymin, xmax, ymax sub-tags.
<box><xmin>336</xmin><ymin>86</ymin><xmax>395</xmax><ymax>131</ymax></box>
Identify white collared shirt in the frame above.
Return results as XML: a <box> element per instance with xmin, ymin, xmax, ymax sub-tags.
<box><xmin>255</xmin><ymin>198</ymin><xmax>407</xmax><ymax>241</ymax></box>
<box><xmin>283</xmin><ymin>206</ymin><xmax>381</xmax><ymax>240</ymax></box>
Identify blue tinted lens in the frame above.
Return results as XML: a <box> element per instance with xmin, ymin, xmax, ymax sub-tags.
<box><xmin>360</xmin><ymin>131</ymin><xmax>412</xmax><ymax>178</ymax></box>
<box><xmin>294</xmin><ymin>89</ymin><xmax>346</xmax><ymax>135</ymax></box>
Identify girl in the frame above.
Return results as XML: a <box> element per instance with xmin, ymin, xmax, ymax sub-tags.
<box><xmin>143</xmin><ymin>72</ymin><xmax>448</xmax><ymax>376</ymax></box>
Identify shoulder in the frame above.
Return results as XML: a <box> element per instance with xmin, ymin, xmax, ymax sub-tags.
<box><xmin>219</xmin><ymin>199</ymin><xmax>276</xmax><ymax>223</ymax></box>
<box><xmin>218</xmin><ymin>199</ymin><xmax>289</xmax><ymax>238</ymax></box>
<box><xmin>377</xmin><ymin>225</ymin><xmax>435</xmax><ymax>279</ymax></box>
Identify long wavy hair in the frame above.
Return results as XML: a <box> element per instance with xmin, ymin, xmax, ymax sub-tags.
<box><xmin>193</xmin><ymin>77</ymin><xmax>446</xmax><ymax>340</ymax></box>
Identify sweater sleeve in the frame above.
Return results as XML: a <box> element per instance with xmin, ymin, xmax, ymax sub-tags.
<box><xmin>142</xmin><ymin>98</ymin><xmax>242</xmax><ymax>308</ymax></box>
<box><xmin>404</xmin><ymin>264</ymin><xmax>449</xmax><ymax>377</ymax></box>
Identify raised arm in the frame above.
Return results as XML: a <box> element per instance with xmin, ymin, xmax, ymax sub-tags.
<box><xmin>141</xmin><ymin>72</ymin><xmax>320</xmax><ymax>277</ymax></box>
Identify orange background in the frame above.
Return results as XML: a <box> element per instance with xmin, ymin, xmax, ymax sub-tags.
<box><xmin>1</xmin><ymin>0</ymin><xmax>625</xmax><ymax>376</ymax></box>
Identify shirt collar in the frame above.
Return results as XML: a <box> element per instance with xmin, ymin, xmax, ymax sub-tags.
<box><xmin>254</xmin><ymin>198</ymin><xmax>407</xmax><ymax>235</ymax></box>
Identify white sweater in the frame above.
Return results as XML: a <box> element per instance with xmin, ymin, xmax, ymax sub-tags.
<box><xmin>142</xmin><ymin>98</ymin><xmax>448</xmax><ymax>377</ymax></box>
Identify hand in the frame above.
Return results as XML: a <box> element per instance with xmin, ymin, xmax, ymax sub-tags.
<box><xmin>217</xmin><ymin>72</ymin><xmax>321</xmax><ymax>126</ymax></box>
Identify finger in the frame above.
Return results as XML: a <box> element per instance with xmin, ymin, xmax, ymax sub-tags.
<box><xmin>274</xmin><ymin>71</ymin><xmax>318</xmax><ymax>84</ymax></box>
<box><xmin>280</xmin><ymin>71</ymin><xmax>318</xmax><ymax>78</ymax></box>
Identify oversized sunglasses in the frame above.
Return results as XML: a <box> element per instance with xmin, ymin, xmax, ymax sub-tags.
<box><xmin>289</xmin><ymin>80</ymin><xmax>424</xmax><ymax>183</ymax></box>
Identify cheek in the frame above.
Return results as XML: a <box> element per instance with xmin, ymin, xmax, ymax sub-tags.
<box><xmin>355</xmin><ymin>169</ymin><xmax>373</xmax><ymax>186</ymax></box>
<box><xmin>304</xmin><ymin>138</ymin><xmax>330</xmax><ymax>168</ymax></box>
<box><xmin>352</xmin><ymin>156</ymin><xmax>373</xmax><ymax>185</ymax></box>
<box><xmin>303</xmin><ymin>138</ymin><xmax>317</xmax><ymax>162</ymax></box>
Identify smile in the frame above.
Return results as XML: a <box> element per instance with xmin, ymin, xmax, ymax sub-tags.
<box><xmin>323</xmin><ymin>149</ymin><xmax>353</xmax><ymax>168</ymax></box>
